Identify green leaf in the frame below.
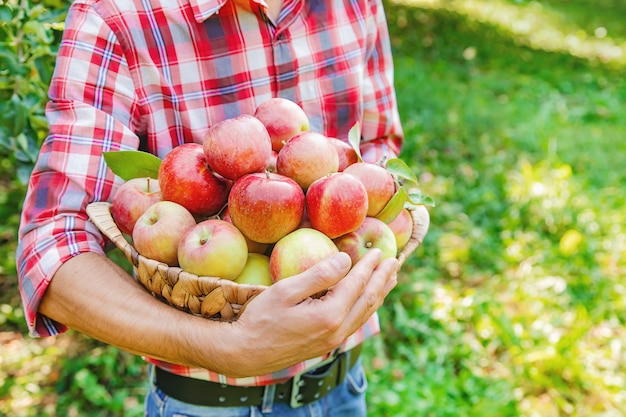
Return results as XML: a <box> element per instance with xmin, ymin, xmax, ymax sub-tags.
<box><xmin>0</xmin><ymin>6</ymin><xmax>12</xmax><ymax>23</ymax></box>
<box><xmin>11</xmin><ymin>95</ymin><xmax>28</xmax><ymax>136</ymax></box>
<box><xmin>0</xmin><ymin>76</ymin><xmax>14</xmax><ymax>90</ymax></box>
<box><xmin>347</xmin><ymin>122</ymin><xmax>363</xmax><ymax>162</ymax></box>
<box><xmin>23</xmin><ymin>20</ymin><xmax>52</xmax><ymax>44</ymax></box>
<box><xmin>376</xmin><ymin>187</ymin><xmax>408</xmax><ymax>224</ymax></box>
<box><xmin>385</xmin><ymin>158</ymin><xmax>418</xmax><ymax>185</ymax></box>
<box><xmin>34</xmin><ymin>55</ymin><xmax>53</xmax><ymax>85</ymax></box>
<box><xmin>0</xmin><ymin>46</ymin><xmax>23</xmax><ymax>75</ymax></box>
<box><xmin>407</xmin><ymin>190</ymin><xmax>436</xmax><ymax>207</ymax></box>
<box><xmin>103</xmin><ymin>150</ymin><xmax>162</xmax><ymax>180</ymax></box>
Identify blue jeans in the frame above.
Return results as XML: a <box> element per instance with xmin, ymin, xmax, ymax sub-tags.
<box><xmin>144</xmin><ymin>359</ymin><xmax>368</xmax><ymax>417</ymax></box>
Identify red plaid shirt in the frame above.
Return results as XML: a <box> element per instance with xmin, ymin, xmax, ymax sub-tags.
<box><xmin>17</xmin><ymin>0</ymin><xmax>403</xmax><ymax>385</ymax></box>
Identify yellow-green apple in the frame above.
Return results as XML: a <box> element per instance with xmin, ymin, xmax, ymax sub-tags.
<box><xmin>221</xmin><ymin>206</ymin><xmax>270</xmax><ymax>254</ymax></box>
<box><xmin>305</xmin><ymin>172</ymin><xmax>368</xmax><ymax>239</ymax></box>
<box><xmin>111</xmin><ymin>177</ymin><xmax>162</xmax><ymax>235</ymax></box>
<box><xmin>234</xmin><ymin>253</ymin><xmax>273</xmax><ymax>286</ymax></box>
<box><xmin>177</xmin><ymin>219</ymin><xmax>248</xmax><ymax>280</ymax></box>
<box><xmin>158</xmin><ymin>143</ymin><xmax>231</xmax><ymax>217</ymax></box>
<box><xmin>269</xmin><ymin>228</ymin><xmax>339</xmax><ymax>281</ymax></box>
<box><xmin>333</xmin><ymin>217</ymin><xmax>397</xmax><ymax>266</ymax></box>
<box><xmin>343</xmin><ymin>162</ymin><xmax>396</xmax><ymax>217</ymax></box>
<box><xmin>228</xmin><ymin>171</ymin><xmax>305</xmax><ymax>244</ymax></box>
<box><xmin>276</xmin><ymin>131</ymin><xmax>339</xmax><ymax>190</ymax></box>
<box><xmin>254</xmin><ymin>98</ymin><xmax>310</xmax><ymax>152</ymax></box>
<box><xmin>328</xmin><ymin>137</ymin><xmax>359</xmax><ymax>171</ymax></box>
<box><xmin>203</xmin><ymin>114</ymin><xmax>272</xmax><ymax>181</ymax></box>
<box><xmin>132</xmin><ymin>200</ymin><xmax>197</xmax><ymax>266</ymax></box>
<box><xmin>386</xmin><ymin>208</ymin><xmax>413</xmax><ymax>252</ymax></box>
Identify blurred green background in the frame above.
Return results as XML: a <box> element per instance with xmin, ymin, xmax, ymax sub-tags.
<box><xmin>1</xmin><ymin>0</ymin><xmax>625</xmax><ymax>415</ymax></box>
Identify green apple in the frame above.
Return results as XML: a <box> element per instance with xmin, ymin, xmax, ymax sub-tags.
<box><xmin>177</xmin><ymin>219</ymin><xmax>248</xmax><ymax>281</ymax></box>
<box><xmin>234</xmin><ymin>253</ymin><xmax>273</xmax><ymax>286</ymax></box>
<box><xmin>269</xmin><ymin>228</ymin><xmax>339</xmax><ymax>282</ymax></box>
<box><xmin>132</xmin><ymin>201</ymin><xmax>197</xmax><ymax>266</ymax></box>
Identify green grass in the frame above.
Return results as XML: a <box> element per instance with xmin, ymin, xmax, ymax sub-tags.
<box><xmin>364</xmin><ymin>1</ymin><xmax>626</xmax><ymax>416</ymax></box>
<box><xmin>1</xmin><ymin>1</ymin><xmax>626</xmax><ymax>416</ymax></box>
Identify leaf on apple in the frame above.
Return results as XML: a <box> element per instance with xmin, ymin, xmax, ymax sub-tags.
<box><xmin>376</xmin><ymin>187</ymin><xmax>408</xmax><ymax>224</ymax></box>
<box><xmin>385</xmin><ymin>158</ymin><xmax>418</xmax><ymax>186</ymax></box>
<box><xmin>407</xmin><ymin>190</ymin><xmax>436</xmax><ymax>207</ymax></box>
<box><xmin>347</xmin><ymin>122</ymin><xmax>364</xmax><ymax>163</ymax></box>
<box><xmin>385</xmin><ymin>158</ymin><xmax>436</xmax><ymax>208</ymax></box>
<box><xmin>103</xmin><ymin>150</ymin><xmax>162</xmax><ymax>181</ymax></box>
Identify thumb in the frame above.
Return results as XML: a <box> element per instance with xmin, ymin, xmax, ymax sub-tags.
<box><xmin>273</xmin><ymin>252</ymin><xmax>352</xmax><ymax>304</ymax></box>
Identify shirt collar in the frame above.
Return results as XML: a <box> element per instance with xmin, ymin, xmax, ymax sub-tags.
<box><xmin>188</xmin><ymin>0</ymin><xmax>269</xmax><ymax>22</ymax></box>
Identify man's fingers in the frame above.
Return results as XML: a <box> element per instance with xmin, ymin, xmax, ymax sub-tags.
<box><xmin>338</xmin><ymin>256</ymin><xmax>399</xmax><ymax>335</ymax></box>
<box><xmin>327</xmin><ymin>249</ymin><xmax>383</xmax><ymax>302</ymax></box>
<box><xmin>271</xmin><ymin>252</ymin><xmax>352</xmax><ymax>305</ymax></box>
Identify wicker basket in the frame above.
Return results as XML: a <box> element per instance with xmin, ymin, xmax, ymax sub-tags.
<box><xmin>86</xmin><ymin>201</ymin><xmax>430</xmax><ymax>321</ymax></box>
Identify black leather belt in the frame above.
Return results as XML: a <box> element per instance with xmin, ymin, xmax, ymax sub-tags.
<box><xmin>154</xmin><ymin>344</ymin><xmax>362</xmax><ymax>408</ymax></box>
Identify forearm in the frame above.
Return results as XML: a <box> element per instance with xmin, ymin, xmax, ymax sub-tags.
<box><xmin>39</xmin><ymin>252</ymin><xmax>234</xmax><ymax>371</ymax></box>
<box><xmin>39</xmin><ymin>249</ymin><xmax>398</xmax><ymax>379</ymax></box>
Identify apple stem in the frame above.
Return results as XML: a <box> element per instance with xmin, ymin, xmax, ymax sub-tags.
<box><xmin>366</xmin><ymin>242</ymin><xmax>373</xmax><ymax>248</ymax></box>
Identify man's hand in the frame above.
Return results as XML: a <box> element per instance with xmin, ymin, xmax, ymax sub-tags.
<box><xmin>221</xmin><ymin>249</ymin><xmax>398</xmax><ymax>377</ymax></box>
<box><xmin>41</xmin><ymin>249</ymin><xmax>397</xmax><ymax>378</ymax></box>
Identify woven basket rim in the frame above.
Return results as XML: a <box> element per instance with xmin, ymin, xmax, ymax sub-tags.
<box><xmin>86</xmin><ymin>200</ymin><xmax>430</xmax><ymax>319</ymax></box>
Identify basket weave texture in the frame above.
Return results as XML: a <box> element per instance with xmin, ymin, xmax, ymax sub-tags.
<box><xmin>86</xmin><ymin>202</ymin><xmax>430</xmax><ymax>321</ymax></box>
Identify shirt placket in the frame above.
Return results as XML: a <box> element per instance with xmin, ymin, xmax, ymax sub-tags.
<box><xmin>261</xmin><ymin>0</ymin><xmax>303</xmax><ymax>100</ymax></box>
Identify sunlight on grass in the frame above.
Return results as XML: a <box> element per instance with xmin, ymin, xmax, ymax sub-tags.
<box><xmin>391</xmin><ymin>0</ymin><xmax>626</xmax><ymax>67</ymax></box>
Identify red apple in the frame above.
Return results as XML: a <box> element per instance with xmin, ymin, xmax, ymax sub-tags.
<box><xmin>177</xmin><ymin>219</ymin><xmax>248</xmax><ymax>280</ymax></box>
<box><xmin>276</xmin><ymin>131</ymin><xmax>339</xmax><ymax>190</ymax></box>
<box><xmin>269</xmin><ymin>228</ymin><xmax>339</xmax><ymax>281</ymax></box>
<box><xmin>203</xmin><ymin>114</ymin><xmax>272</xmax><ymax>181</ymax></box>
<box><xmin>158</xmin><ymin>143</ymin><xmax>231</xmax><ymax>217</ymax></box>
<box><xmin>111</xmin><ymin>177</ymin><xmax>162</xmax><ymax>235</ymax></box>
<box><xmin>228</xmin><ymin>172</ymin><xmax>305</xmax><ymax>244</ymax></box>
<box><xmin>333</xmin><ymin>217</ymin><xmax>397</xmax><ymax>266</ymax></box>
<box><xmin>343</xmin><ymin>162</ymin><xmax>396</xmax><ymax>217</ymax></box>
<box><xmin>234</xmin><ymin>253</ymin><xmax>273</xmax><ymax>286</ymax></box>
<box><xmin>221</xmin><ymin>206</ymin><xmax>271</xmax><ymax>254</ymax></box>
<box><xmin>132</xmin><ymin>201</ymin><xmax>197</xmax><ymax>266</ymax></box>
<box><xmin>328</xmin><ymin>137</ymin><xmax>359</xmax><ymax>171</ymax></box>
<box><xmin>254</xmin><ymin>97</ymin><xmax>310</xmax><ymax>152</ymax></box>
<box><xmin>305</xmin><ymin>172</ymin><xmax>369</xmax><ymax>239</ymax></box>
<box><xmin>386</xmin><ymin>208</ymin><xmax>413</xmax><ymax>251</ymax></box>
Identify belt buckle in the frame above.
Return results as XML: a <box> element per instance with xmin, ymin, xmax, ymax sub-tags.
<box><xmin>289</xmin><ymin>350</ymin><xmax>340</xmax><ymax>408</ymax></box>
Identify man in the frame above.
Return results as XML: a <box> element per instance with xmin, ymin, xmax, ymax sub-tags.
<box><xmin>17</xmin><ymin>0</ymin><xmax>404</xmax><ymax>414</ymax></box>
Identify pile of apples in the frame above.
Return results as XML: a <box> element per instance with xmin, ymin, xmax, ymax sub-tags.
<box><xmin>108</xmin><ymin>98</ymin><xmax>419</xmax><ymax>287</ymax></box>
